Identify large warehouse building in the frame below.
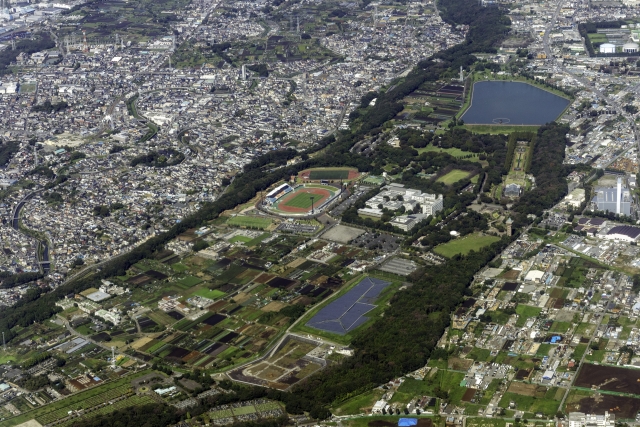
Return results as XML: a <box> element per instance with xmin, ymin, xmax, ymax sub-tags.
<box><xmin>604</xmin><ymin>225</ymin><xmax>640</xmax><ymax>242</ymax></box>
<box><xmin>593</xmin><ymin>177</ymin><xmax>632</xmax><ymax>216</ymax></box>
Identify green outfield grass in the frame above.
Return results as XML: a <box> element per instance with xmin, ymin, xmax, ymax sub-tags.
<box><xmin>434</xmin><ymin>234</ymin><xmax>501</xmax><ymax>258</ymax></box>
<box><xmin>227</xmin><ymin>216</ymin><xmax>273</xmax><ymax>229</ymax></box>
<box><xmin>437</xmin><ymin>169</ymin><xmax>472</xmax><ymax>185</ymax></box>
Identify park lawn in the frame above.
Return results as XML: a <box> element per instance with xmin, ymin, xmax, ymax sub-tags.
<box><xmin>418</xmin><ymin>145</ymin><xmax>480</xmax><ymax>159</ymax></box>
<box><xmin>462</xmin><ymin>124</ymin><xmax>540</xmax><ymax>134</ymax></box>
<box><xmin>434</xmin><ymin>234</ymin><xmax>500</xmax><ymax>258</ymax></box>
<box><xmin>587</xmin><ymin>33</ymin><xmax>608</xmax><ymax>44</ymax></box>
<box><xmin>192</xmin><ymin>288</ymin><xmax>226</xmax><ymax>299</ymax></box>
<box><xmin>227</xmin><ymin>216</ymin><xmax>273</xmax><ymax>229</ymax></box>
<box><xmin>437</xmin><ymin>169</ymin><xmax>472</xmax><ymax>185</ymax></box>
<box><xmin>515</xmin><ymin>305</ymin><xmax>542</xmax><ymax>327</ymax></box>
<box><xmin>229</xmin><ymin>235</ymin><xmax>252</xmax><ymax>243</ymax></box>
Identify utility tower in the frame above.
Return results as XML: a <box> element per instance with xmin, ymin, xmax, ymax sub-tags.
<box><xmin>82</xmin><ymin>30</ymin><xmax>88</xmax><ymax>53</ymax></box>
<box><xmin>296</xmin><ymin>16</ymin><xmax>300</xmax><ymax>33</ymax></box>
<box><xmin>111</xmin><ymin>346</ymin><xmax>116</xmax><ymax>368</ymax></box>
<box><xmin>2</xmin><ymin>332</ymin><xmax>5</xmax><ymax>351</ymax></box>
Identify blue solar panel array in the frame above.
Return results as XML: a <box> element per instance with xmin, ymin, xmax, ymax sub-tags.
<box><xmin>306</xmin><ymin>277</ymin><xmax>391</xmax><ymax>335</ymax></box>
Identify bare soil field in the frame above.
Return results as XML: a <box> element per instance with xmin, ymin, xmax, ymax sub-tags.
<box><xmin>567</xmin><ymin>393</ymin><xmax>640</xmax><ymax>419</ymax></box>
<box><xmin>575</xmin><ymin>364</ymin><xmax>640</xmax><ymax>394</ymax></box>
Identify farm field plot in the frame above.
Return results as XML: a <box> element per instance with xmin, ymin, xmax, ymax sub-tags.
<box><xmin>56</xmin><ymin>395</ymin><xmax>156</xmax><ymax>427</ymax></box>
<box><xmin>434</xmin><ymin>234</ymin><xmax>500</xmax><ymax>258</ymax></box>
<box><xmin>177</xmin><ymin>276</ymin><xmax>203</xmax><ymax>287</ymax></box>
<box><xmin>229</xmin><ymin>338</ymin><xmax>321</xmax><ymax>389</ymax></box>
<box><xmin>4</xmin><ymin>371</ymin><xmax>153</xmax><ymax>427</ymax></box>
<box><xmin>306</xmin><ymin>277</ymin><xmax>391</xmax><ymax>335</ymax></box>
<box><xmin>227</xmin><ymin>216</ymin><xmax>273</xmax><ymax>229</ymax></box>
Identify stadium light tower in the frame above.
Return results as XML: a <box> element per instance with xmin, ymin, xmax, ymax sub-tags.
<box><xmin>310</xmin><ymin>196</ymin><xmax>315</xmax><ymax>214</ymax></box>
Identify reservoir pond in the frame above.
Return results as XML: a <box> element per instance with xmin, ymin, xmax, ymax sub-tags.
<box><xmin>460</xmin><ymin>81</ymin><xmax>570</xmax><ymax>125</ymax></box>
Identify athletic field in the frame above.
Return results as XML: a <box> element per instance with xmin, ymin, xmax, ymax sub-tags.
<box><xmin>269</xmin><ymin>184</ymin><xmax>338</xmax><ymax>215</ymax></box>
<box><xmin>284</xmin><ymin>191</ymin><xmax>319</xmax><ymax>209</ymax></box>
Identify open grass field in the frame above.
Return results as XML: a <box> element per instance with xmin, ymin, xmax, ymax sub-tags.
<box><xmin>333</xmin><ymin>389</ymin><xmax>385</xmax><ymax>415</ymax></box>
<box><xmin>418</xmin><ymin>145</ymin><xmax>480</xmax><ymax>160</ymax></box>
<box><xmin>587</xmin><ymin>33</ymin><xmax>608</xmax><ymax>44</ymax></box>
<box><xmin>192</xmin><ymin>288</ymin><xmax>226</xmax><ymax>299</ymax></box>
<box><xmin>227</xmin><ymin>216</ymin><xmax>273</xmax><ymax>229</ymax></box>
<box><xmin>462</xmin><ymin>124</ymin><xmax>540</xmax><ymax>134</ymax></box>
<box><xmin>434</xmin><ymin>234</ymin><xmax>500</xmax><ymax>258</ymax></box>
<box><xmin>515</xmin><ymin>305</ymin><xmax>542</xmax><ymax>327</ymax></box>
<box><xmin>177</xmin><ymin>276</ymin><xmax>203</xmax><ymax>287</ymax></box>
<box><xmin>229</xmin><ymin>235</ymin><xmax>253</xmax><ymax>243</ymax></box>
<box><xmin>437</xmin><ymin>169</ymin><xmax>472</xmax><ymax>185</ymax></box>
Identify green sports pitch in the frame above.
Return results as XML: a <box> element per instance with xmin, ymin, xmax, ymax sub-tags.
<box><xmin>308</xmin><ymin>169</ymin><xmax>350</xmax><ymax>180</ymax></box>
<box><xmin>284</xmin><ymin>192</ymin><xmax>319</xmax><ymax>209</ymax></box>
<box><xmin>227</xmin><ymin>216</ymin><xmax>273</xmax><ymax>229</ymax></box>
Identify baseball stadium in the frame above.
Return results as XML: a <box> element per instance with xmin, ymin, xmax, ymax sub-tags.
<box><xmin>263</xmin><ymin>182</ymin><xmax>341</xmax><ymax>216</ymax></box>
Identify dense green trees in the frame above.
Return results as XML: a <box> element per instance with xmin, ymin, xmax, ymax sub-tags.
<box><xmin>32</xmin><ymin>100</ymin><xmax>69</xmax><ymax>113</ymax></box>
<box><xmin>511</xmin><ymin>123</ymin><xmax>569</xmax><ymax>227</ymax></box>
<box><xmin>130</xmin><ymin>149</ymin><xmax>184</xmax><ymax>167</ymax></box>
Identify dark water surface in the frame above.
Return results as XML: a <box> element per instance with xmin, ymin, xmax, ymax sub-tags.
<box><xmin>461</xmin><ymin>81</ymin><xmax>570</xmax><ymax>125</ymax></box>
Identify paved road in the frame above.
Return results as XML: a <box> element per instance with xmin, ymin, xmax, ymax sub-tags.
<box><xmin>557</xmin><ymin>310</ymin><xmax>604</xmax><ymax>411</ymax></box>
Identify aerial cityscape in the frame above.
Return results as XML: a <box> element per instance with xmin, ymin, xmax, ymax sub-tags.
<box><xmin>3</xmin><ymin>0</ymin><xmax>640</xmax><ymax>426</ymax></box>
